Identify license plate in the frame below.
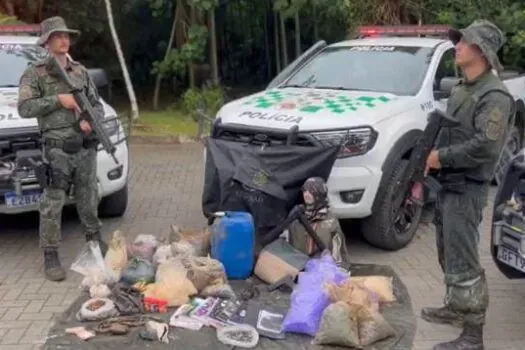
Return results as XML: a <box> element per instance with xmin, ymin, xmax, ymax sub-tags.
<box><xmin>4</xmin><ymin>191</ymin><xmax>42</xmax><ymax>208</ymax></box>
<box><xmin>497</xmin><ymin>245</ymin><xmax>525</xmax><ymax>273</ymax></box>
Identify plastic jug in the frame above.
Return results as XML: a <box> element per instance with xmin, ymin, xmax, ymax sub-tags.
<box><xmin>210</xmin><ymin>211</ymin><xmax>255</xmax><ymax>279</ymax></box>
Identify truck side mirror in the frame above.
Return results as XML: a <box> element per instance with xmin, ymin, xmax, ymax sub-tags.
<box><xmin>88</xmin><ymin>68</ymin><xmax>112</xmax><ymax>102</ymax></box>
<box><xmin>433</xmin><ymin>77</ymin><xmax>460</xmax><ymax>100</ymax></box>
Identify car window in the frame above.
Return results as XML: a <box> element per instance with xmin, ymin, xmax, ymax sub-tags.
<box><xmin>281</xmin><ymin>45</ymin><xmax>435</xmax><ymax>96</ymax></box>
<box><xmin>434</xmin><ymin>48</ymin><xmax>457</xmax><ymax>89</ymax></box>
<box><xmin>0</xmin><ymin>43</ymin><xmax>48</xmax><ymax>87</ymax></box>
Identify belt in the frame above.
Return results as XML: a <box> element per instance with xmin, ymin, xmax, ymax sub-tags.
<box><xmin>44</xmin><ymin>138</ymin><xmax>97</xmax><ymax>153</ymax></box>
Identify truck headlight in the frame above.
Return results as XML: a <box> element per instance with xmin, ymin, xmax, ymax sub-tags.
<box><xmin>102</xmin><ymin>115</ymin><xmax>119</xmax><ymax>136</ymax></box>
<box><xmin>311</xmin><ymin>127</ymin><xmax>378</xmax><ymax>158</ymax></box>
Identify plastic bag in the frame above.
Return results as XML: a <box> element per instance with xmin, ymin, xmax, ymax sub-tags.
<box><xmin>104</xmin><ymin>230</ymin><xmax>128</xmax><ymax>281</ymax></box>
<box><xmin>127</xmin><ymin>234</ymin><xmax>158</xmax><ymax>261</ymax></box>
<box><xmin>324</xmin><ymin>280</ymin><xmax>380</xmax><ymax>312</ymax></box>
<box><xmin>89</xmin><ymin>284</ymin><xmax>112</xmax><ymax>298</ymax></box>
<box><xmin>144</xmin><ymin>260</ymin><xmax>197</xmax><ymax>307</ymax></box>
<box><xmin>120</xmin><ymin>258</ymin><xmax>156</xmax><ymax>285</ymax></box>
<box><xmin>153</xmin><ymin>244</ymin><xmax>173</xmax><ymax>265</ymax></box>
<box><xmin>281</xmin><ymin>253</ymin><xmax>348</xmax><ymax>336</ymax></box>
<box><xmin>170</xmin><ymin>225</ymin><xmax>211</xmax><ymax>257</ymax></box>
<box><xmin>357</xmin><ymin>306</ymin><xmax>396</xmax><ymax>346</ymax></box>
<box><xmin>76</xmin><ymin>298</ymin><xmax>119</xmax><ymax>322</ymax></box>
<box><xmin>71</xmin><ymin>241</ymin><xmax>114</xmax><ymax>287</ymax></box>
<box><xmin>350</xmin><ymin>276</ymin><xmax>396</xmax><ymax>303</ymax></box>
<box><xmin>313</xmin><ymin>302</ymin><xmax>360</xmax><ymax>347</ymax></box>
<box><xmin>217</xmin><ymin>324</ymin><xmax>259</xmax><ymax>348</ymax></box>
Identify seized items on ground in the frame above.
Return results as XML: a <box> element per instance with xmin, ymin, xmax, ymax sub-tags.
<box><xmin>58</xmin><ymin>219</ymin><xmax>401</xmax><ymax>348</ymax></box>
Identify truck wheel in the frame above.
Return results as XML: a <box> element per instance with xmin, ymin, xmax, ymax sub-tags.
<box><xmin>98</xmin><ymin>184</ymin><xmax>128</xmax><ymax>218</ymax></box>
<box><xmin>362</xmin><ymin>159</ymin><xmax>423</xmax><ymax>250</ymax></box>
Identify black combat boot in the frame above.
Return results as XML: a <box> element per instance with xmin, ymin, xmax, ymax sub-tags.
<box><xmin>421</xmin><ymin>306</ymin><xmax>464</xmax><ymax>328</ymax></box>
<box><xmin>433</xmin><ymin>323</ymin><xmax>484</xmax><ymax>350</ymax></box>
<box><xmin>86</xmin><ymin>232</ymin><xmax>108</xmax><ymax>257</ymax></box>
<box><xmin>44</xmin><ymin>249</ymin><xmax>66</xmax><ymax>282</ymax></box>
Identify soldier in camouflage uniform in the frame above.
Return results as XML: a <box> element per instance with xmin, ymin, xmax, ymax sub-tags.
<box><xmin>288</xmin><ymin>177</ymin><xmax>349</xmax><ymax>264</ymax></box>
<box><xmin>17</xmin><ymin>17</ymin><xmax>107</xmax><ymax>282</ymax></box>
<box><xmin>423</xmin><ymin>20</ymin><xmax>514</xmax><ymax>350</ymax></box>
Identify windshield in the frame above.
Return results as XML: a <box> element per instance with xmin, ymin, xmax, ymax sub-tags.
<box><xmin>0</xmin><ymin>43</ymin><xmax>48</xmax><ymax>87</ymax></box>
<box><xmin>282</xmin><ymin>45</ymin><xmax>434</xmax><ymax>96</ymax></box>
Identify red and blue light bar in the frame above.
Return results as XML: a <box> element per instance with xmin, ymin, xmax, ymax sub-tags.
<box><xmin>359</xmin><ymin>25</ymin><xmax>450</xmax><ymax>38</ymax></box>
<box><xmin>0</xmin><ymin>24</ymin><xmax>40</xmax><ymax>35</ymax></box>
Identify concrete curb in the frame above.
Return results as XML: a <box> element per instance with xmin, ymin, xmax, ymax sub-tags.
<box><xmin>129</xmin><ymin>134</ymin><xmax>203</xmax><ymax>144</ymax></box>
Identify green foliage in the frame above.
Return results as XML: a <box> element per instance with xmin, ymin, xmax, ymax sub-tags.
<box><xmin>188</xmin><ymin>0</ymin><xmax>219</xmax><ymax>11</ymax></box>
<box><xmin>151</xmin><ymin>24</ymin><xmax>209</xmax><ymax>77</ymax></box>
<box><xmin>181</xmin><ymin>86</ymin><xmax>225</xmax><ymax>117</ymax></box>
<box><xmin>274</xmin><ymin>0</ymin><xmax>308</xmax><ymax>18</ymax></box>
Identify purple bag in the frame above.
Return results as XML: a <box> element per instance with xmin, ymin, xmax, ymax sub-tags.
<box><xmin>281</xmin><ymin>253</ymin><xmax>348</xmax><ymax>336</ymax></box>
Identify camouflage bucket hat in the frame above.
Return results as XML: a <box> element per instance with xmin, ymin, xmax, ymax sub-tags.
<box><xmin>448</xmin><ymin>20</ymin><xmax>505</xmax><ymax>72</ymax></box>
<box><xmin>37</xmin><ymin>16</ymin><xmax>80</xmax><ymax>47</ymax></box>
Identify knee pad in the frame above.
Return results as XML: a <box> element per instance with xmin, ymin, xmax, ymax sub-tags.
<box><xmin>48</xmin><ymin>168</ymin><xmax>70</xmax><ymax>190</ymax></box>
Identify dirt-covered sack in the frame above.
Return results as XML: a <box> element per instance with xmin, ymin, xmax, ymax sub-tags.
<box><xmin>120</xmin><ymin>258</ymin><xmax>156</xmax><ymax>285</ymax></box>
<box><xmin>127</xmin><ymin>234</ymin><xmax>158</xmax><ymax>261</ymax></box>
<box><xmin>324</xmin><ymin>280</ymin><xmax>380</xmax><ymax>312</ymax></box>
<box><xmin>104</xmin><ymin>230</ymin><xmax>128</xmax><ymax>280</ymax></box>
<box><xmin>76</xmin><ymin>298</ymin><xmax>119</xmax><ymax>322</ymax></box>
<box><xmin>170</xmin><ymin>225</ymin><xmax>211</xmax><ymax>257</ymax></box>
<box><xmin>357</xmin><ymin>305</ymin><xmax>396</xmax><ymax>346</ymax></box>
<box><xmin>145</xmin><ymin>260</ymin><xmax>197</xmax><ymax>307</ymax></box>
<box><xmin>313</xmin><ymin>301</ymin><xmax>360</xmax><ymax>348</ymax></box>
<box><xmin>176</xmin><ymin>256</ymin><xmax>227</xmax><ymax>292</ymax></box>
<box><xmin>350</xmin><ymin>276</ymin><xmax>396</xmax><ymax>303</ymax></box>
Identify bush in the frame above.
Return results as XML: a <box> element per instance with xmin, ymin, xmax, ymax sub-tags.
<box><xmin>181</xmin><ymin>86</ymin><xmax>225</xmax><ymax>120</ymax></box>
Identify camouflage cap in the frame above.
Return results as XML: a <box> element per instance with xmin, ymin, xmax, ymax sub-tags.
<box><xmin>448</xmin><ymin>19</ymin><xmax>505</xmax><ymax>72</ymax></box>
<box><xmin>37</xmin><ymin>16</ymin><xmax>80</xmax><ymax>47</ymax></box>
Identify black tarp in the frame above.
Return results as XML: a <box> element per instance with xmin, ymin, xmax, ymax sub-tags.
<box><xmin>44</xmin><ymin>264</ymin><xmax>416</xmax><ymax>350</ymax></box>
<box><xmin>202</xmin><ymin>138</ymin><xmax>341</xmax><ymax>235</ymax></box>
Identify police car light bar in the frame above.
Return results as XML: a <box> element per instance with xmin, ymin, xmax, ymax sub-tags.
<box><xmin>0</xmin><ymin>24</ymin><xmax>40</xmax><ymax>35</ymax></box>
<box><xmin>359</xmin><ymin>25</ymin><xmax>450</xmax><ymax>37</ymax></box>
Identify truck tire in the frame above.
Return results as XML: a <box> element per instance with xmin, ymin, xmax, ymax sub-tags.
<box><xmin>98</xmin><ymin>184</ymin><xmax>128</xmax><ymax>218</ymax></box>
<box><xmin>362</xmin><ymin>159</ymin><xmax>423</xmax><ymax>250</ymax></box>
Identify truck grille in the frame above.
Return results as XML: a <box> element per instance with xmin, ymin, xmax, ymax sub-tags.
<box><xmin>212</xmin><ymin>122</ymin><xmax>317</xmax><ymax>147</ymax></box>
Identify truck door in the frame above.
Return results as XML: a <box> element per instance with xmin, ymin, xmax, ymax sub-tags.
<box><xmin>432</xmin><ymin>48</ymin><xmax>459</xmax><ymax>111</ymax></box>
<box><xmin>266</xmin><ymin>40</ymin><xmax>327</xmax><ymax>90</ymax></box>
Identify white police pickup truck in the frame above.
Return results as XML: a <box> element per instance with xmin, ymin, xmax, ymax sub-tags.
<box><xmin>210</xmin><ymin>25</ymin><xmax>525</xmax><ymax>250</ymax></box>
<box><xmin>0</xmin><ymin>25</ymin><xmax>129</xmax><ymax>217</ymax></box>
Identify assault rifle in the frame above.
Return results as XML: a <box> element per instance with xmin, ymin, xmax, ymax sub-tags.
<box><xmin>50</xmin><ymin>57</ymin><xmax>119</xmax><ymax>164</ymax></box>
<box><xmin>260</xmin><ymin>204</ymin><xmax>327</xmax><ymax>256</ymax></box>
<box><xmin>392</xmin><ymin>109</ymin><xmax>460</xmax><ymax>213</ymax></box>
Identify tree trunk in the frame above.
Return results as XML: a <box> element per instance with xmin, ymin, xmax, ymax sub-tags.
<box><xmin>273</xmin><ymin>10</ymin><xmax>281</xmax><ymax>73</ymax></box>
<box><xmin>263</xmin><ymin>0</ymin><xmax>272</xmax><ymax>79</ymax></box>
<box><xmin>189</xmin><ymin>4</ymin><xmax>196</xmax><ymax>88</ymax></box>
<box><xmin>294</xmin><ymin>11</ymin><xmax>301</xmax><ymax>57</ymax></box>
<box><xmin>279</xmin><ymin>12</ymin><xmax>288</xmax><ymax>67</ymax></box>
<box><xmin>153</xmin><ymin>3</ymin><xmax>179</xmax><ymax>110</ymax></box>
<box><xmin>312</xmin><ymin>2</ymin><xmax>319</xmax><ymax>41</ymax></box>
<box><xmin>103</xmin><ymin>0</ymin><xmax>139</xmax><ymax>120</ymax></box>
<box><xmin>208</xmin><ymin>9</ymin><xmax>219</xmax><ymax>86</ymax></box>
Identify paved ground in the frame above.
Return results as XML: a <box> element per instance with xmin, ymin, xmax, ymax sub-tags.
<box><xmin>1</xmin><ymin>143</ymin><xmax>524</xmax><ymax>350</ymax></box>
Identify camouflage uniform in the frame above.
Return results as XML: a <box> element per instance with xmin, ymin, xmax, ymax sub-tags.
<box><xmin>422</xmin><ymin>20</ymin><xmax>514</xmax><ymax>350</ymax></box>
<box><xmin>288</xmin><ymin>177</ymin><xmax>349</xmax><ymax>264</ymax></box>
<box><xmin>17</xmin><ymin>17</ymin><xmax>106</xmax><ymax>282</ymax></box>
